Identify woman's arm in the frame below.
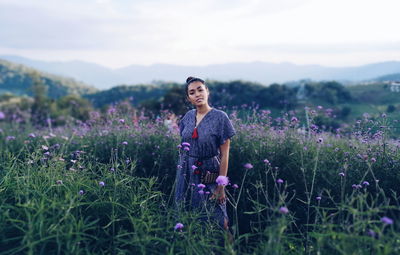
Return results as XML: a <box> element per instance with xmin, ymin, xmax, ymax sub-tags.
<box><xmin>218</xmin><ymin>139</ymin><xmax>230</xmax><ymax>176</ymax></box>
<box><xmin>211</xmin><ymin>139</ymin><xmax>231</xmax><ymax>204</ymax></box>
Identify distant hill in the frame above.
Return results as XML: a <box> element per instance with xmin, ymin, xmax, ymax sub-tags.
<box><xmin>370</xmin><ymin>73</ymin><xmax>400</xmax><ymax>82</ymax></box>
<box><xmin>0</xmin><ymin>59</ymin><xmax>97</xmax><ymax>98</ymax></box>
<box><xmin>2</xmin><ymin>55</ymin><xmax>400</xmax><ymax>89</ymax></box>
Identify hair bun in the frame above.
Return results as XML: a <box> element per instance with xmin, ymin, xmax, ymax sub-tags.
<box><xmin>186</xmin><ymin>76</ymin><xmax>195</xmax><ymax>84</ymax></box>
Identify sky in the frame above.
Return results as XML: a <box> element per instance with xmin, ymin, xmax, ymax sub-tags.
<box><xmin>0</xmin><ymin>0</ymin><xmax>400</xmax><ymax>69</ymax></box>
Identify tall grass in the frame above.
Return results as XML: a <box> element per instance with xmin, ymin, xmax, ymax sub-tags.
<box><xmin>1</xmin><ymin>106</ymin><xmax>400</xmax><ymax>254</ymax></box>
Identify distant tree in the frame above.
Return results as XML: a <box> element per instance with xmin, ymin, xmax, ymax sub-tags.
<box><xmin>29</xmin><ymin>71</ymin><xmax>51</xmax><ymax>126</ymax></box>
<box><xmin>162</xmin><ymin>86</ymin><xmax>188</xmax><ymax>116</ymax></box>
<box><xmin>387</xmin><ymin>104</ymin><xmax>396</xmax><ymax>113</ymax></box>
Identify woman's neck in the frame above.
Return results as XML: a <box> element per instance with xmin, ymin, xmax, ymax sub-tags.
<box><xmin>195</xmin><ymin>105</ymin><xmax>212</xmax><ymax>115</ymax></box>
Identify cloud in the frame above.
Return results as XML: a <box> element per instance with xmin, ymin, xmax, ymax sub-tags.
<box><xmin>0</xmin><ymin>0</ymin><xmax>399</xmax><ymax>67</ymax></box>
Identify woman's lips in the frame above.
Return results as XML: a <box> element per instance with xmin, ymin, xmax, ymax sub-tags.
<box><xmin>196</xmin><ymin>99</ymin><xmax>203</xmax><ymax>102</ymax></box>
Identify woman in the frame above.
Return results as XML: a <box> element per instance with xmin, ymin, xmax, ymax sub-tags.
<box><xmin>175</xmin><ymin>76</ymin><xmax>236</xmax><ymax>231</ymax></box>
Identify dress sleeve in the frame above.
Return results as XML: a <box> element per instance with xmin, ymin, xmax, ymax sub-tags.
<box><xmin>218</xmin><ymin>112</ymin><xmax>236</xmax><ymax>146</ymax></box>
<box><xmin>178</xmin><ymin>113</ymin><xmax>186</xmax><ymax>137</ymax></box>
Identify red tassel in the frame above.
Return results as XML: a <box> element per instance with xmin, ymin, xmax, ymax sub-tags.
<box><xmin>192</xmin><ymin>127</ymin><xmax>198</xmax><ymax>139</ymax></box>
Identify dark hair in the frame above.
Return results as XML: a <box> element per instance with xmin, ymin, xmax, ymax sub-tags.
<box><xmin>185</xmin><ymin>76</ymin><xmax>207</xmax><ymax>97</ymax></box>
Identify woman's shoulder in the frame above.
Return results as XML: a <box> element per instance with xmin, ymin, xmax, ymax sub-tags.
<box><xmin>179</xmin><ymin>109</ymin><xmax>195</xmax><ymax>122</ymax></box>
<box><xmin>212</xmin><ymin>108</ymin><xmax>230</xmax><ymax>119</ymax></box>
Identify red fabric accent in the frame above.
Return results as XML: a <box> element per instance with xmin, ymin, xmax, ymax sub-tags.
<box><xmin>192</xmin><ymin>127</ymin><xmax>198</xmax><ymax>138</ymax></box>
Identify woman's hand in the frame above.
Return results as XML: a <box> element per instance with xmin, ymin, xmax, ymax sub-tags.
<box><xmin>210</xmin><ymin>185</ymin><xmax>226</xmax><ymax>204</ymax></box>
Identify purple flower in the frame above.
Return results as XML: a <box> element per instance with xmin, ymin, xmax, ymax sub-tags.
<box><xmin>216</xmin><ymin>176</ymin><xmax>229</xmax><ymax>186</ymax></box>
<box><xmin>197</xmin><ymin>183</ymin><xmax>206</xmax><ymax>189</ymax></box>
<box><xmin>381</xmin><ymin>216</ymin><xmax>393</xmax><ymax>225</ymax></box>
<box><xmin>119</xmin><ymin>119</ymin><xmax>125</xmax><ymax>124</ymax></box>
<box><xmin>279</xmin><ymin>206</ymin><xmax>289</xmax><ymax>214</ymax></box>
<box><xmin>263</xmin><ymin>159</ymin><xmax>270</xmax><ymax>165</ymax></box>
<box><xmin>0</xmin><ymin>111</ymin><xmax>5</xmax><ymax>120</ymax></box>
<box><xmin>110</xmin><ymin>168</ymin><xmax>115</xmax><ymax>172</ymax></box>
<box><xmin>177</xmin><ymin>144</ymin><xmax>182</xmax><ymax>149</ymax></box>
<box><xmin>244</xmin><ymin>163</ymin><xmax>253</xmax><ymax>169</ymax></box>
<box><xmin>317</xmin><ymin>137</ymin><xmax>323</xmax><ymax>143</ymax></box>
<box><xmin>183</xmin><ymin>147</ymin><xmax>190</xmax><ymax>151</ymax></box>
<box><xmin>182</xmin><ymin>142</ymin><xmax>190</xmax><ymax>147</ymax></box>
<box><xmin>191</xmin><ymin>165</ymin><xmax>198</xmax><ymax>170</ymax></box>
<box><xmin>99</xmin><ymin>181</ymin><xmax>105</xmax><ymax>187</ymax></box>
<box><xmin>6</xmin><ymin>136</ymin><xmax>15</xmax><ymax>141</ymax></box>
<box><xmin>232</xmin><ymin>184</ymin><xmax>239</xmax><ymax>189</ymax></box>
<box><xmin>371</xmin><ymin>158</ymin><xmax>376</xmax><ymax>163</ymax></box>
<box><xmin>339</xmin><ymin>172</ymin><xmax>345</xmax><ymax>177</ymax></box>
<box><xmin>28</xmin><ymin>133</ymin><xmax>36</xmax><ymax>138</ymax></box>
<box><xmin>316</xmin><ymin>196</ymin><xmax>322</xmax><ymax>201</ymax></box>
<box><xmin>122</xmin><ymin>141</ymin><xmax>128</xmax><ymax>145</ymax></box>
<box><xmin>78</xmin><ymin>190</ymin><xmax>84</xmax><ymax>195</ymax></box>
<box><xmin>291</xmin><ymin>117</ymin><xmax>298</xmax><ymax>123</ymax></box>
<box><xmin>362</xmin><ymin>181</ymin><xmax>370</xmax><ymax>186</ymax></box>
<box><xmin>198</xmin><ymin>190</ymin><xmax>204</xmax><ymax>195</ymax></box>
<box><xmin>174</xmin><ymin>222</ymin><xmax>184</xmax><ymax>231</ymax></box>
<box><xmin>56</xmin><ymin>180</ymin><xmax>63</xmax><ymax>185</ymax></box>
<box><xmin>303</xmin><ymin>146</ymin><xmax>308</xmax><ymax>151</ymax></box>
<box><xmin>277</xmin><ymin>179</ymin><xmax>284</xmax><ymax>184</ymax></box>
<box><xmin>367</xmin><ymin>229</ymin><xmax>376</xmax><ymax>238</ymax></box>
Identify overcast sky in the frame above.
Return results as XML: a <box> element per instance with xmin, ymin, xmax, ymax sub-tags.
<box><xmin>0</xmin><ymin>0</ymin><xmax>399</xmax><ymax>68</ymax></box>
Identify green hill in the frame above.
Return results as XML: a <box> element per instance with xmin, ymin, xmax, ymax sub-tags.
<box><xmin>0</xmin><ymin>59</ymin><xmax>97</xmax><ymax>98</ymax></box>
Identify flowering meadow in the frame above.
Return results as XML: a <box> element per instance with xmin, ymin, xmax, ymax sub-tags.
<box><xmin>1</xmin><ymin>105</ymin><xmax>400</xmax><ymax>255</ymax></box>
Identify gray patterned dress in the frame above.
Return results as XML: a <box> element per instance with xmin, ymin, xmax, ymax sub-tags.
<box><xmin>175</xmin><ymin>108</ymin><xmax>236</xmax><ymax>228</ymax></box>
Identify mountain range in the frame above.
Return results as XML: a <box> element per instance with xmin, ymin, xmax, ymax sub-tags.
<box><xmin>0</xmin><ymin>59</ymin><xmax>97</xmax><ymax>98</ymax></box>
<box><xmin>1</xmin><ymin>55</ymin><xmax>400</xmax><ymax>89</ymax></box>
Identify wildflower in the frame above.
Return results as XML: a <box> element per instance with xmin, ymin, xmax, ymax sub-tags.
<box><xmin>177</xmin><ymin>165</ymin><xmax>182</xmax><ymax>169</ymax></box>
<box><xmin>279</xmin><ymin>206</ymin><xmax>289</xmax><ymax>214</ymax></box>
<box><xmin>381</xmin><ymin>216</ymin><xmax>393</xmax><ymax>225</ymax></box>
<box><xmin>99</xmin><ymin>181</ymin><xmax>105</xmax><ymax>187</ymax></box>
<box><xmin>232</xmin><ymin>184</ymin><xmax>239</xmax><ymax>189</ymax></box>
<box><xmin>56</xmin><ymin>180</ymin><xmax>63</xmax><ymax>185</ymax></box>
<box><xmin>216</xmin><ymin>176</ymin><xmax>229</xmax><ymax>186</ymax></box>
<box><xmin>183</xmin><ymin>147</ymin><xmax>190</xmax><ymax>151</ymax></box>
<box><xmin>174</xmin><ymin>223</ymin><xmax>184</xmax><ymax>231</ymax></box>
<box><xmin>371</xmin><ymin>157</ymin><xmax>376</xmax><ymax>163</ymax></box>
<box><xmin>197</xmin><ymin>183</ymin><xmax>206</xmax><ymax>189</ymax></box>
<box><xmin>244</xmin><ymin>163</ymin><xmax>253</xmax><ymax>169</ymax></box>
<box><xmin>317</xmin><ymin>105</ymin><xmax>323</xmax><ymax>110</ymax></box>
<box><xmin>191</xmin><ymin>165</ymin><xmax>198</xmax><ymax>170</ymax></box>
<box><xmin>119</xmin><ymin>119</ymin><xmax>125</xmax><ymax>124</ymax></box>
<box><xmin>78</xmin><ymin>190</ymin><xmax>84</xmax><ymax>195</ymax></box>
<box><xmin>263</xmin><ymin>159</ymin><xmax>270</xmax><ymax>165</ymax></box>
<box><xmin>205</xmin><ymin>191</ymin><xmax>210</xmax><ymax>195</ymax></box>
<box><xmin>277</xmin><ymin>179</ymin><xmax>284</xmax><ymax>184</ymax></box>
<box><xmin>0</xmin><ymin>111</ymin><xmax>5</xmax><ymax>120</ymax></box>
<box><xmin>126</xmin><ymin>159</ymin><xmax>130</xmax><ymax>164</ymax></box>
<box><xmin>339</xmin><ymin>172</ymin><xmax>345</xmax><ymax>177</ymax></box>
<box><xmin>182</xmin><ymin>142</ymin><xmax>190</xmax><ymax>147</ymax></box>
<box><xmin>381</xmin><ymin>113</ymin><xmax>387</xmax><ymax>118</ymax></box>
<box><xmin>44</xmin><ymin>151</ymin><xmax>50</xmax><ymax>156</ymax></box>
<box><xmin>110</xmin><ymin>168</ymin><xmax>115</xmax><ymax>172</ymax></box>
<box><xmin>198</xmin><ymin>190</ymin><xmax>204</xmax><ymax>195</ymax></box>
<box><xmin>122</xmin><ymin>141</ymin><xmax>128</xmax><ymax>145</ymax></box>
<box><xmin>291</xmin><ymin>117</ymin><xmax>298</xmax><ymax>123</ymax></box>
<box><xmin>303</xmin><ymin>146</ymin><xmax>308</xmax><ymax>151</ymax></box>
<box><xmin>6</xmin><ymin>136</ymin><xmax>15</xmax><ymax>141</ymax></box>
<box><xmin>352</xmin><ymin>184</ymin><xmax>358</xmax><ymax>189</ymax></box>
<box><xmin>42</xmin><ymin>145</ymin><xmax>49</xmax><ymax>150</ymax></box>
<box><xmin>316</xmin><ymin>196</ymin><xmax>322</xmax><ymax>201</ymax></box>
<box><xmin>317</xmin><ymin>137</ymin><xmax>323</xmax><ymax>143</ymax></box>
<box><xmin>177</xmin><ymin>144</ymin><xmax>182</xmax><ymax>149</ymax></box>
<box><xmin>362</xmin><ymin>181</ymin><xmax>370</xmax><ymax>186</ymax></box>
<box><xmin>367</xmin><ymin>229</ymin><xmax>376</xmax><ymax>238</ymax></box>
<box><xmin>28</xmin><ymin>133</ymin><xmax>36</xmax><ymax>138</ymax></box>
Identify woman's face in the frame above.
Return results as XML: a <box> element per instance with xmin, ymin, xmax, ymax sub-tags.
<box><xmin>187</xmin><ymin>81</ymin><xmax>210</xmax><ymax>107</ymax></box>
